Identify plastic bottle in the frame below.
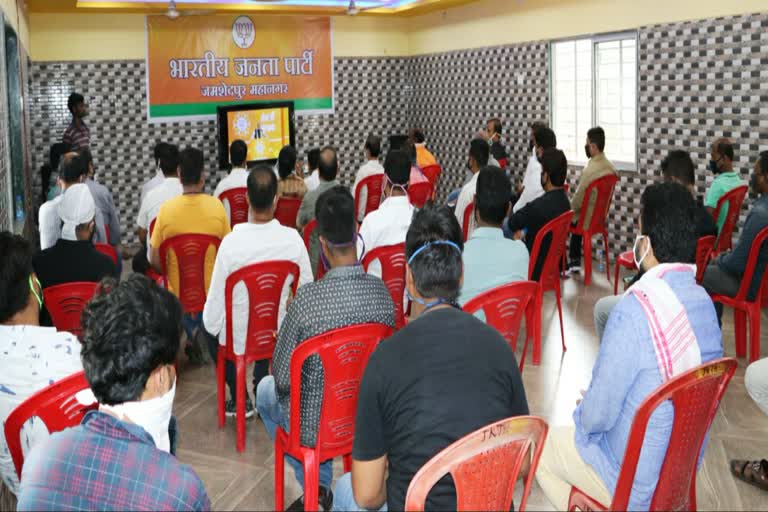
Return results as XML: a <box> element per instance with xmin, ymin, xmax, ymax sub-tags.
<box><xmin>14</xmin><ymin>194</ymin><xmax>24</xmax><ymax>222</ymax></box>
<box><xmin>597</xmin><ymin>247</ymin><xmax>605</xmax><ymax>273</ymax></box>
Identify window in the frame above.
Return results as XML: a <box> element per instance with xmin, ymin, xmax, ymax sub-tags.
<box><xmin>551</xmin><ymin>33</ymin><xmax>637</xmax><ymax>169</ymax></box>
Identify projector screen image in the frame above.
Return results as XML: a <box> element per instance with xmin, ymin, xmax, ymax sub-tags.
<box><xmin>217</xmin><ymin>102</ymin><xmax>295</xmax><ymax>169</ymax></box>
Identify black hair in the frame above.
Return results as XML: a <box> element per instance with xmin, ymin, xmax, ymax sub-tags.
<box><xmin>384</xmin><ymin>150</ymin><xmax>411</xmax><ymax>186</ymax></box>
<box><xmin>316</xmin><ymin>186</ymin><xmax>355</xmax><ymax>246</ymax></box>
<box><xmin>179</xmin><ymin>147</ymin><xmax>204</xmax><ymax>185</ymax></box>
<box><xmin>405</xmin><ymin>204</ymin><xmax>464</xmax><ymax>302</ymax></box>
<box><xmin>530</xmin><ymin>121</ymin><xmax>547</xmax><ymax>132</ymax></box>
<box><xmin>410</xmin><ymin>128</ymin><xmax>426</xmax><ymax>144</ymax></box>
<box><xmin>640</xmin><ymin>182</ymin><xmax>697</xmax><ymax>264</ymax></box>
<box><xmin>80</xmin><ymin>148</ymin><xmax>93</xmax><ymax>170</ymax></box>
<box><xmin>488</xmin><ymin>118</ymin><xmax>502</xmax><ymax>136</ymax></box>
<box><xmin>80</xmin><ymin>275</ymin><xmax>182</xmax><ymax>405</ymax></box>
<box><xmin>403</xmin><ymin>140</ymin><xmax>418</xmax><ymax>164</ymax></box>
<box><xmin>307</xmin><ymin>148</ymin><xmax>321</xmax><ymax>171</ymax></box>
<box><xmin>540</xmin><ymin>148</ymin><xmax>567</xmax><ymax>187</ymax></box>
<box><xmin>318</xmin><ymin>146</ymin><xmax>338</xmax><ymax>182</ymax></box>
<box><xmin>533</xmin><ymin>126</ymin><xmax>557</xmax><ymax>149</ymax></box>
<box><xmin>67</xmin><ymin>92</ymin><xmax>84</xmax><ymax>114</ymax></box>
<box><xmin>365</xmin><ymin>134</ymin><xmax>382</xmax><ymax>158</ymax></box>
<box><xmin>41</xmin><ymin>143</ymin><xmax>71</xmax><ymax>202</ymax></box>
<box><xmin>760</xmin><ymin>151</ymin><xmax>768</xmax><ymax>175</ymax></box>
<box><xmin>476</xmin><ymin>166</ymin><xmax>511</xmax><ymax>226</ymax></box>
<box><xmin>159</xmin><ymin>143</ymin><xmax>180</xmax><ymax>176</ymax></box>
<box><xmin>661</xmin><ymin>150</ymin><xmax>695</xmax><ymax>186</ymax></box>
<box><xmin>469</xmin><ymin>138</ymin><xmax>490</xmax><ymax>167</ymax></box>
<box><xmin>230</xmin><ymin>139</ymin><xmax>248</xmax><ymax>167</ymax></box>
<box><xmin>0</xmin><ymin>232</ymin><xmax>33</xmax><ymax>323</ymax></box>
<box><xmin>277</xmin><ymin>145</ymin><xmax>297</xmax><ymax>180</ymax></box>
<box><xmin>247</xmin><ymin>165</ymin><xmax>278</xmax><ymax>211</ymax></box>
<box><xmin>717</xmin><ymin>140</ymin><xmax>735</xmax><ymax>162</ymax></box>
<box><xmin>587</xmin><ymin>126</ymin><xmax>606</xmax><ymax>152</ymax></box>
<box><xmin>59</xmin><ymin>152</ymin><xmax>87</xmax><ymax>184</ymax></box>
<box><xmin>153</xmin><ymin>142</ymin><xmax>168</xmax><ymax>165</ymax></box>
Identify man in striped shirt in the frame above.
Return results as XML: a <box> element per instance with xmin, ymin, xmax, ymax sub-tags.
<box><xmin>62</xmin><ymin>92</ymin><xmax>90</xmax><ymax>151</ymax></box>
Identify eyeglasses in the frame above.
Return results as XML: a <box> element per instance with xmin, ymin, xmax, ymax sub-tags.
<box><xmin>29</xmin><ymin>275</ymin><xmax>43</xmax><ymax>309</ymax></box>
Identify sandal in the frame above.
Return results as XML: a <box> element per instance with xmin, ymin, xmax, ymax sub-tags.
<box><xmin>730</xmin><ymin>459</ymin><xmax>768</xmax><ymax>491</ymax></box>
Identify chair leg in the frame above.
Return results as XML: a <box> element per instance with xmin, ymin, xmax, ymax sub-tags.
<box><xmin>555</xmin><ymin>283</ymin><xmax>566</xmax><ymax>353</ymax></box>
<box><xmin>343</xmin><ymin>454</ymin><xmax>352</xmax><ymax>473</ymax></box>
<box><xmin>583</xmin><ymin>236</ymin><xmax>593</xmax><ymax>286</ymax></box>
<box><xmin>303</xmin><ymin>450</ymin><xmax>320</xmax><ymax>512</ymax></box>
<box><xmin>734</xmin><ymin>309</ymin><xmax>747</xmax><ymax>358</ymax></box>
<box><xmin>217</xmin><ymin>353</ymin><xmax>225</xmax><ymax>429</ymax></box>
<box><xmin>236</xmin><ymin>359</ymin><xmax>246</xmax><ymax>452</ymax></box>
<box><xmin>748</xmin><ymin>305</ymin><xmax>761</xmax><ymax>363</ymax></box>
<box><xmin>532</xmin><ymin>288</ymin><xmax>543</xmax><ymax>365</ymax></box>
<box><xmin>613</xmin><ymin>257</ymin><xmax>620</xmax><ymax>296</ymax></box>
<box><xmin>275</xmin><ymin>438</ymin><xmax>285</xmax><ymax>511</ymax></box>
<box><xmin>603</xmin><ymin>232</ymin><xmax>611</xmax><ymax>283</ymax></box>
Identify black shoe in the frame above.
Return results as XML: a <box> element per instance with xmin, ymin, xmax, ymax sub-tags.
<box><xmin>224</xmin><ymin>398</ymin><xmax>256</xmax><ymax>419</ymax></box>
<box><xmin>286</xmin><ymin>487</ymin><xmax>333</xmax><ymax>512</ymax></box>
<box><xmin>184</xmin><ymin>341</ymin><xmax>204</xmax><ymax>365</ymax></box>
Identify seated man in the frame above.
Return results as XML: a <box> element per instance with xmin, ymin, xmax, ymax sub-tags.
<box><xmin>536</xmin><ymin>183</ymin><xmax>723</xmax><ymax>511</ymax></box>
<box><xmin>141</xmin><ymin>142</ymin><xmax>168</xmax><ymax>204</ymax></box>
<box><xmin>729</xmin><ymin>356</ymin><xmax>768</xmax><ymax>490</ymax></box>
<box><xmin>459</xmin><ymin>166</ymin><xmax>529</xmax><ymax>305</ymax></box>
<box><xmin>506</xmin><ymin>148</ymin><xmax>571</xmax><ymax>281</ymax></box>
<box><xmin>256</xmin><ymin>186</ymin><xmax>395</xmax><ymax>511</ymax></box>
<box><xmin>702</xmin><ymin>151</ymin><xmax>768</xmax><ymax>322</ymax></box>
<box><xmin>18</xmin><ymin>275</ymin><xmax>210</xmax><ymax>511</ymax></box>
<box><xmin>82</xmin><ymin>149</ymin><xmax>121</xmax><ymax>250</ymax></box>
<box><xmin>514</xmin><ymin>124</ymin><xmax>554</xmax><ymax>214</ymax></box>
<box><xmin>303</xmin><ymin>148</ymin><xmax>321</xmax><ymax>192</ymax></box>
<box><xmin>332</xmin><ymin>204</ymin><xmax>529</xmax><ymax>512</ymax></box>
<box><xmin>594</xmin><ymin>150</ymin><xmax>718</xmax><ymax>340</ymax></box>
<box><xmin>214</xmin><ymin>139</ymin><xmax>250</xmax><ymax>224</ymax></box>
<box><xmin>409</xmin><ymin>127</ymin><xmax>437</xmax><ymax>169</ymax></box>
<box><xmin>276</xmin><ymin>145</ymin><xmax>308</xmax><ymax>199</ymax></box>
<box><xmin>150</xmin><ymin>147</ymin><xmax>231</xmax><ymax>362</ymax></box>
<box><xmin>485</xmin><ymin>117</ymin><xmax>509</xmax><ymax>164</ymax></box>
<box><xmin>358</xmin><ymin>149</ymin><xmax>415</xmax><ymax>278</ymax></box>
<box><xmin>403</xmin><ymin>140</ymin><xmax>430</xmax><ymax>187</ymax></box>
<box><xmin>203</xmin><ymin>165</ymin><xmax>313</xmax><ymax>418</ymax></box>
<box><xmin>705</xmin><ymin>137</ymin><xmax>746</xmax><ymax>232</ymax></box>
<box><xmin>0</xmin><ymin>232</ymin><xmax>82</xmax><ymax>499</ymax></box>
<box><xmin>566</xmin><ymin>126</ymin><xmax>617</xmax><ymax>274</ymax></box>
<box><xmin>454</xmin><ymin>138</ymin><xmax>490</xmax><ymax>236</ymax></box>
<box><xmin>352</xmin><ymin>135</ymin><xmax>384</xmax><ymax>223</ymax></box>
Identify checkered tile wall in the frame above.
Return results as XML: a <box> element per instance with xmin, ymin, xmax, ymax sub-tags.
<box><xmin>29</xmin><ymin>57</ymin><xmax>410</xmax><ymax>244</ymax></box>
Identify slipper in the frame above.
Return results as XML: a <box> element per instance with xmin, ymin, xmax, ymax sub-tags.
<box><xmin>730</xmin><ymin>459</ymin><xmax>768</xmax><ymax>492</ymax></box>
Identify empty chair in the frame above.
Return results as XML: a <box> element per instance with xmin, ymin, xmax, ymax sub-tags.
<box><xmin>408</xmin><ymin>181</ymin><xmax>434</xmax><ymax>208</ymax></box>
<box><xmin>158</xmin><ymin>234</ymin><xmax>222</xmax><ymax>314</ymax></box>
<box><xmin>711</xmin><ymin>184</ymin><xmax>748</xmax><ymax>255</ymax></box>
<box><xmin>275</xmin><ymin>197</ymin><xmax>302</xmax><ymax>228</ymax></box>
<box><xmin>43</xmin><ymin>282</ymin><xmax>99</xmax><ymax>337</ymax></box>
<box><xmin>362</xmin><ymin>243</ymin><xmax>407</xmax><ymax>329</ymax></box>
<box><xmin>218</xmin><ymin>187</ymin><xmax>249</xmax><ymax>228</ymax></box>
<box><xmin>354</xmin><ymin>174</ymin><xmax>385</xmax><ymax>221</ymax></box>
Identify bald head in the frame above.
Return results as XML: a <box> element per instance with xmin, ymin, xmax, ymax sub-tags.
<box><xmin>59</xmin><ymin>152</ymin><xmax>87</xmax><ymax>185</ymax></box>
<box><xmin>318</xmin><ymin>146</ymin><xmax>338</xmax><ymax>182</ymax></box>
<box><xmin>711</xmin><ymin>137</ymin><xmax>734</xmax><ymax>172</ymax></box>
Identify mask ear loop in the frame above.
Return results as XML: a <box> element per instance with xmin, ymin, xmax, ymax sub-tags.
<box><xmin>29</xmin><ymin>275</ymin><xmax>43</xmax><ymax>309</ymax></box>
<box><xmin>405</xmin><ymin>240</ymin><xmax>463</xmax><ymax>310</ymax></box>
<box><xmin>320</xmin><ymin>232</ymin><xmax>366</xmax><ymax>272</ymax></box>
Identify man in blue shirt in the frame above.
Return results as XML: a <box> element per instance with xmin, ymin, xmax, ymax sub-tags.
<box><xmin>536</xmin><ymin>183</ymin><xmax>723</xmax><ymax>511</ymax></box>
<box><xmin>459</xmin><ymin>166</ymin><xmax>529</xmax><ymax>306</ymax></box>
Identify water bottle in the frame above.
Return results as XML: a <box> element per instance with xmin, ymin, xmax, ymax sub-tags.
<box><xmin>14</xmin><ymin>194</ymin><xmax>24</xmax><ymax>222</ymax></box>
<box><xmin>597</xmin><ymin>247</ymin><xmax>605</xmax><ymax>274</ymax></box>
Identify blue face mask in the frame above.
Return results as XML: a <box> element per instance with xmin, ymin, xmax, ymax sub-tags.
<box><xmin>709</xmin><ymin>159</ymin><xmax>721</xmax><ymax>174</ymax></box>
<box><xmin>406</xmin><ymin>240</ymin><xmax>462</xmax><ymax>310</ymax></box>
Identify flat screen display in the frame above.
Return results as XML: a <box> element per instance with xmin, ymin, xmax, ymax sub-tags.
<box><xmin>217</xmin><ymin>101</ymin><xmax>295</xmax><ymax>169</ymax></box>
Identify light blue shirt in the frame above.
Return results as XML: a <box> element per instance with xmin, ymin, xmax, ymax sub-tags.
<box><xmin>459</xmin><ymin>227</ymin><xmax>529</xmax><ymax>306</ymax></box>
<box><xmin>574</xmin><ymin>269</ymin><xmax>723</xmax><ymax>510</ymax></box>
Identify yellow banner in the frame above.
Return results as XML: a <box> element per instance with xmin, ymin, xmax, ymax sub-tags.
<box><xmin>146</xmin><ymin>14</ymin><xmax>333</xmax><ymax>122</ymax></box>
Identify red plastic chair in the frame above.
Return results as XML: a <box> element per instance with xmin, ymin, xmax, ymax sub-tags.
<box><xmin>94</xmin><ymin>243</ymin><xmax>118</xmax><ymax>267</ymax></box>
<box><xmin>43</xmin><ymin>282</ymin><xmax>99</xmax><ymax>337</ymax></box>
<box><xmin>711</xmin><ymin>184</ymin><xmax>748</xmax><ymax>255</ymax></box>
<box><xmin>421</xmin><ymin>164</ymin><xmax>442</xmax><ymax>186</ymax></box>
<box><xmin>613</xmin><ymin>251</ymin><xmax>636</xmax><ymax>295</ymax></box>
<box><xmin>362</xmin><ymin>243</ymin><xmax>407</xmax><ymax>329</ymax></box>
<box><xmin>5</xmin><ymin>371</ymin><xmax>97</xmax><ymax>479</ymax></box>
<box><xmin>275</xmin><ymin>197</ymin><xmax>302</xmax><ymax>228</ymax></box>
<box><xmin>219</xmin><ymin>261</ymin><xmax>300</xmax><ymax>452</ymax></box>
<box><xmin>159</xmin><ymin>234</ymin><xmax>221</xmax><ymax>314</ymax></box>
<box><xmin>302</xmin><ymin>219</ymin><xmax>325</xmax><ymax>280</ymax></box>
<box><xmin>354</xmin><ymin>174</ymin><xmax>385</xmax><ymax>221</ymax></box>
<box><xmin>144</xmin><ymin>218</ymin><xmax>165</xmax><ymax>287</ymax></box>
<box><xmin>408</xmin><ymin>181</ymin><xmax>434</xmax><ymax>208</ymax></box>
<box><xmin>462</xmin><ymin>201</ymin><xmax>474</xmax><ymax>242</ymax></box>
<box><xmin>404</xmin><ymin>416</ymin><xmax>548</xmax><ymax>512</ymax></box>
<box><xmin>568</xmin><ymin>357</ymin><xmax>737</xmax><ymax>512</ymax></box>
<box><xmin>569</xmin><ymin>174</ymin><xmax>618</xmax><ymax>286</ymax></box>
<box><xmin>497</xmin><ymin>157</ymin><xmax>509</xmax><ymax>170</ymax></box>
<box><xmin>694</xmin><ymin>235</ymin><xmax>716</xmax><ymax>284</ymax></box>
<box><xmin>528</xmin><ymin>210</ymin><xmax>573</xmax><ymax>365</ymax></box>
<box><xmin>274</xmin><ymin>323</ymin><xmax>394</xmax><ymax>511</ymax></box>
<box><xmin>711</xmin><ymin>226</ymin><xmax>768</xmax><ymax>363</ymax></box>
<box><xmin>218</xmin><ymin>187</ymin><xmax>249</xmax><ymax>228</ymax></box>
<box><xmin>104</xmin><ymin>225</ymin><xmax>111</xmax><ymax>245</ymax></box>
<box><xmin>462</xmin><ymin>281</ymin><xmax>540</xmax><ymax>373</ymax></box>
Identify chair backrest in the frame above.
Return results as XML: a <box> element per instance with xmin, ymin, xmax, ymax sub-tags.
<box><xmin>713</xmin><ymin>184</ymin><xmax>748</xmax><ymax>254</ymax></box>
<box><xmin>223</xmin><ymin>261</ymin><xmax>300</xmax><ymax>360</ymax></box>
<box><xmin>275</xmin><ymin>197</ymin><xmax>302</xmax><ymax>228</ymax></box>
<box><xmin>610</xmin><ymin>358</ymin><xmax>736</xmax><ymax>511</ymax></box>
<box><xmin>421</xmin><ymin>164</ymin><xmax>442</xmax><ymax>186</ymax></box>
<box><xmin>362</xmin><ymin>243</ymin><xmax>407</xmax><ymax>328</ymax></box>
<box><xmin>94</xmin><ymin>243</ymin><xmax>118</xmax><ymax>266</ymax></box>
<box><xmin>462</xmin><ymin>202</ymin><xmax>474</xmax><ymax>242</ymax></box>
<box><xmin>5</xmin><ymin>371</ymin><xmax>96</xmax><ymax>479</ymax></box>
<box><xmin>287</xmin><ymin>323</ymin><xmax>393</xmax><ymax>457</ymax></box>
<box><xmin>574</xmin><ymin>174</ymin><xmax>618</xmax><ymax>233</ymax></box>
<box><xmin>528</xmin><ymin>210</ymin><xmax>573</xmax><ymax>288</ymax></box>
<box><xmin>43</xmin><ymin>282</ymin><xmax>99</xmax><ymax>337</ymax></box>
<box><xmin>159</xmin><ymin>234</ymin><xmax>221</xmax><ymax>313</ymax></box>
<box><xmin>218</xmin><ymin>187</ymin><xmax>250</xmax><ymax>228</ymax></box>
<box><xmin>354</xmin><ymin>174</ymin><xmax>385</xmax><ymax>220</ymax></box>
<box><xmin>408</xmin><ymin>181</ymin><xmax>434</xmax><ymax>209</ymax></box>
<box><xmin>730</xmin><ymin>225</ymin><xmax>768</xmax><ymax>302</ymax></box>
<box><xmin>302</xmin><ymin>219</ymin><xmax>325</xmax><ymax>280</ymax></box>
<box><xmin>694</xmin><ymin>235</ymin><xmax>716</xmax><ymax>284</ymax></box>
<box><xmin>404</xmin><ymin>416</ymin><xmax>548</xmax><ymax>512</ymax></box>
<box><xmin>462</xmin><ymin>281</ymin><xmax>539</xmax><ymax>356</ymax></box>
<box><xmin>104</xmin><ymin>225</ymin><xmax>111</xmax><ymax>245</ymax></box>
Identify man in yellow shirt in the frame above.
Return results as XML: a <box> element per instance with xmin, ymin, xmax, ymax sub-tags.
<box><xmin>150</xmin><ymin>147</ymin><xmax>230</xmax><ymax>362</ymax></box>
<box><xmin>409</xmin><ymin>128</ymin><xmax>438</xmax><ymax>169</ymax></box>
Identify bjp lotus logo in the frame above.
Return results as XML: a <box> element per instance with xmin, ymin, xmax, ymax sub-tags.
<box><xmin>232</xmin><ymin>16</ymin><xmax>255</xmax><ymax>49</ymax></box>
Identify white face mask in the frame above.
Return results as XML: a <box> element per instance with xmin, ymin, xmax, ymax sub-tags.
<box><xmin>100</xmin><ymin>378</ymin><xmax>176</xmax><ymax>452</ymax></box>
<box><xmin>633</xmin><ymin>235</ymin><xmax>651</xmax><ymax>269</ymax></box>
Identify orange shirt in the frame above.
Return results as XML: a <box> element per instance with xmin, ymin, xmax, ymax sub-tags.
<box><xmin>415</xmin><ymin>144</ymin><xmax>437</xmax><ymax>169</ymax></box>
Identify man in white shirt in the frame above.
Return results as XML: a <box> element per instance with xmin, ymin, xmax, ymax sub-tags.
<box><xmin>133</xmin><ymin>144</ymin><xmax>181</xmax><ymax>274</ymax></box>
<box><xmin>303</xmin><ymin>148</ymin><xmax>321</xmax><ymax>192</ymax></box>
<box><xmin>514</xmin><ymin>124</ymin><xmax>556</xmax><ymax>214</ymax></box>
<box><xmin>140</xmin><ymin>142</ymin><xmax>168</xmax><ymax>205</ymax></box>
<box><xmin>202</xmin><ymin>165</ymin><xmax>313</xmax><ymax>418</ymax></box>
<box><xmin>352</xmin><ymin>135</ymin><xmax>385</xmax><ymax>223</ymax></box>
<box><xmin>359</xmin><ymin>149</ymin><xmax>415</xmax><ymax>278</ymax></box>
<box><xmin>214</xmin><ymin>140</ymin><xmax>250</xmax><ymax>224</ymax></box>
<box><xmin>454</xmin><ymin>139</ymin><xmax>490</xmax><ymax>239</ymax></box>
<box><xmin>0</xmin><ymin>232</ymin><xmax>83</xmax><ymax>496</ymax></box>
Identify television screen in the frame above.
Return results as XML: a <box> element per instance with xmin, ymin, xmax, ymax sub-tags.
<box><xmin>217</xmin><ymin>101</ymin><xmax>296</xmax><ymax>169</ymax></box>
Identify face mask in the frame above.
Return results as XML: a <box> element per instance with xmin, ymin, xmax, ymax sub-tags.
<box><xmin>100</xmin><ymin>378</ymin><xmax>176</xmax><ymax>452</ymax></box>
<box><xmin>380</xmin><ymin>175</ymin><xmax>408</xmax><ymax>204</ymax></box>
<box><xmin>709</xmin><ymin>159</ymin><xmax>720</xmax><ymax>174</ymax></box>
<box><xmin>633</xmin><ymin>235</ymin><xmax>651</xmax><ymax>269</ymax></box>
<box><xmin>585</xmin><ymin>144</ymin><xmax>592</xmax><ymax>160</ymax></box>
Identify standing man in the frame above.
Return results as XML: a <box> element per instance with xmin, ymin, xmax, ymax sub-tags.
<box><xmin>486</xmin><ymin>117</ymin><xmax>509</xmax><ymax>165</ymax></box>
<box><xmin>62</xmin><ymin>92</ymin><xmax>90</xmax><ymax>151</ymax></box>
<box><xmin>454</xmin><ymin>139</ymin><xmax>489</xmax><ymax>238</ymax></box>
<box><xmin>352</xmin><ymin>135</ymin><xmax>384</xmax><ymax>223</ymax></box>
<box><xmin>704</xmin><ymin>137</ymin><xmax>746</xmax><ymax>233</ymax></box>
<box><xmin>566</xmin><ymin>127</ymin><xmax>617</xmax><ymax>274</ymax></box>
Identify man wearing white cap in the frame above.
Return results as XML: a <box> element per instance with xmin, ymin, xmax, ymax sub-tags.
<box><xmin>33</xmin><ymin>183</ymin><xmax>117</xmax><ymax>326</ymax></box>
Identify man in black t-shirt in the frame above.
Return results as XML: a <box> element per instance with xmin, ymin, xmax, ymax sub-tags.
<box><xmin>332</xmin><ymin>204</ymin><xmax>529</xmax><ymax>512</ymax></box>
